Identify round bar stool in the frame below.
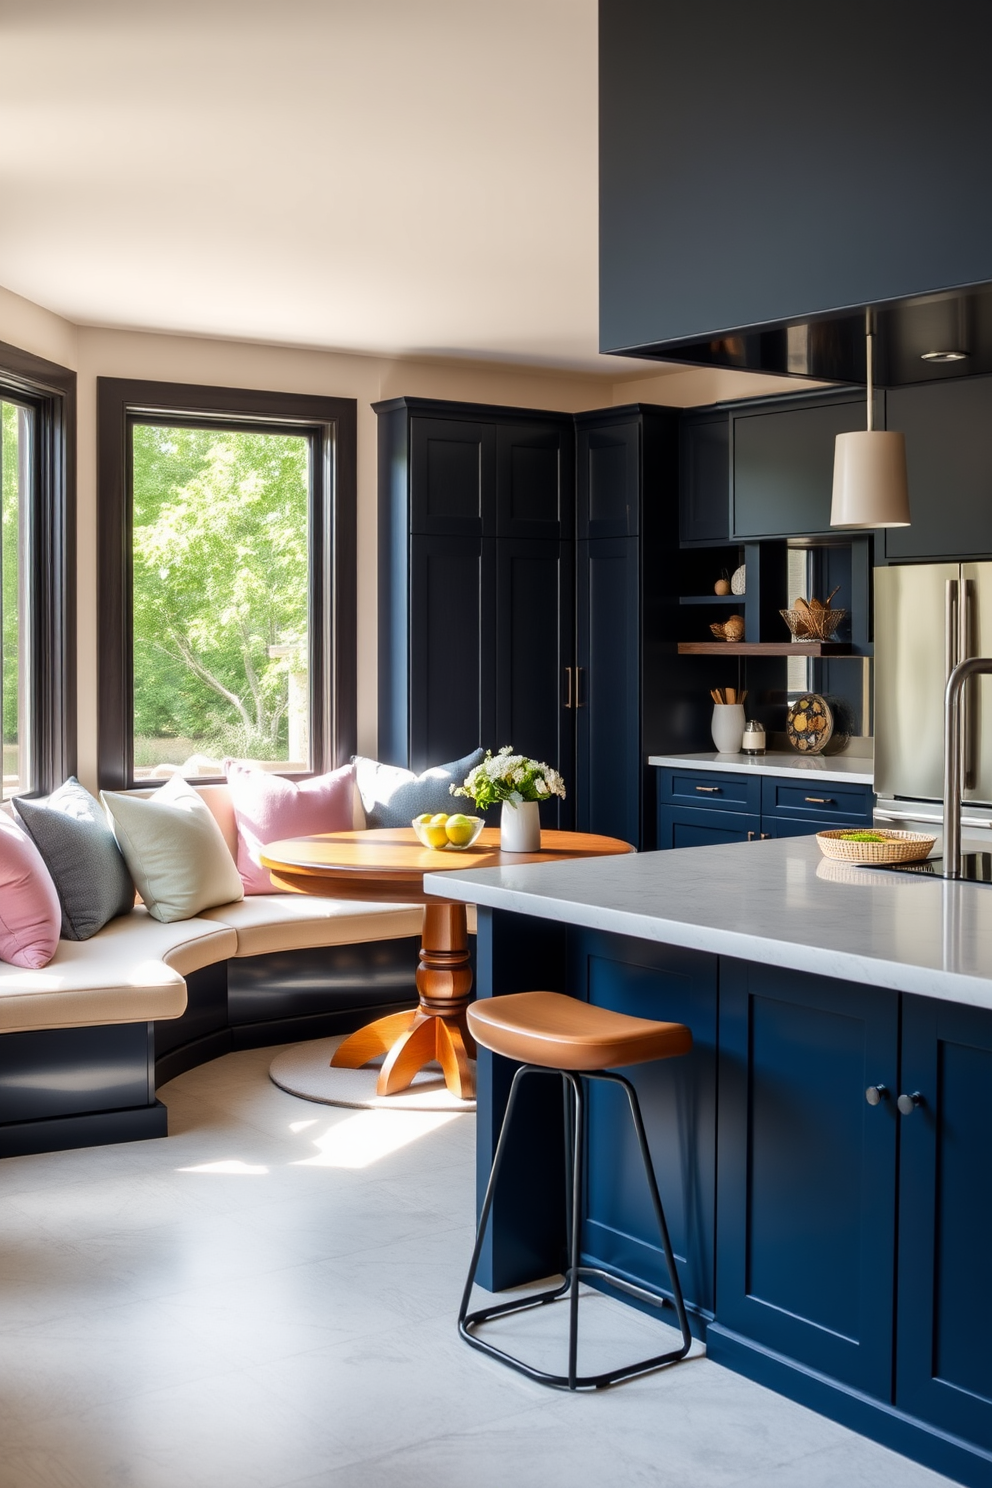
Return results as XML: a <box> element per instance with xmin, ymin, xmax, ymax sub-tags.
<box><xmin>458</xmin><ymin>991</ymin><xmax>694</xmax><ymax>1390</ymax></box>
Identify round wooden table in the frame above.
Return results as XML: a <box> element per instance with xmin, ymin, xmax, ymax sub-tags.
<box><xmin>259</xmin><ymin>827</ymin><xmax>633</xmax><ymax>1100</ymax></box>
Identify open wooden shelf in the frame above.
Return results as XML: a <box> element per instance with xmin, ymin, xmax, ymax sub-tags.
<box><xmin>678</xmin><ymin>594</ymin><xmax>742</xmax><ymax>605</ymax></box>
<box><xmin>677</xmin><ymin>641</ymin><xmax>854</xmax><ymax>656</ymax></box>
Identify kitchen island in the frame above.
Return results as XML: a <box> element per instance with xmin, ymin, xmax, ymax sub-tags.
<box><xmin>426</xmin><ymin>836</ymin><xmax>992</xmax><ymax>1488</ymax></box>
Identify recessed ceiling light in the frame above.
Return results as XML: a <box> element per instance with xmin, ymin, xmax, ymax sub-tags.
<box><xmin>921</xmin><ymin>349</ymin><xmax>970</xmax><ymax>363</ymax></box>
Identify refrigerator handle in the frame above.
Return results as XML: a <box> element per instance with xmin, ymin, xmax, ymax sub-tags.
<box><xmin>961</xmin><ymin>578</ymin><xmax>976</xmax><ymax>790</ymax></box>
<box><xmin>945</xmin><ymin>578</ymin><xmax>959</xmax><ymax>681</ymax></box>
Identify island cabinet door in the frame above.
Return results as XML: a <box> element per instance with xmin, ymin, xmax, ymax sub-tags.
<box><xmin>569</xmin><ymin>930</ymin><xmax>718</xmax><ymax>1322</ymax></box>
<box><xmin>715</xmin><ymin>962</ymin><xmax>899</xmax><ymax>1398</ymax></box>
<box><xmin>895</xmin><ymin>997</ymin><xmax>992</xmax><ymax>1453</ymax></box>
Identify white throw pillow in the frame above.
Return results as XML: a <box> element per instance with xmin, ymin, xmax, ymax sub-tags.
<box><xmin>101</xmin><ymin>775</ymin><xmax>245</xmax><ymax>923</ymax></box>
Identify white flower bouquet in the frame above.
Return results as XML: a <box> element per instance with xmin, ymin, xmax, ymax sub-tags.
<box><xmin>450</xmin><ymin>746</ymin><xmax>566</xmax><ymax>813</ymax></box>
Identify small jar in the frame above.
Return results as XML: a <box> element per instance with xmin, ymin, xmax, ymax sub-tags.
<box><xmin>741</xmin><ymin>720</ymin><xmax>766</xmax><ymax>755</ymax></box>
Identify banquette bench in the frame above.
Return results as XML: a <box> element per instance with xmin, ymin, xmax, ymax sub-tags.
<box><xmin>0</xmin><ymin>782</ymin><xmax>466</xmax><ymax>1158</ymax></box>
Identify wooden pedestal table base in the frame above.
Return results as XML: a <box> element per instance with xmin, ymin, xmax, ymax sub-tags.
<box><xmin>259</xmin><ymin>827</ymin><xmax>633</xmax><ymax>1101</ymax></box>
<box><xmin>331</xmin><ymin>902</ymin><xmax>478</xmax><ymax>1098</ymax></box>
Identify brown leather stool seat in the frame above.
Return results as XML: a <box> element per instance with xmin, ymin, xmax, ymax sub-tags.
<box><xmin>458</xmin><ymin>990</ymin><xmax>694</xmax><ymax>1391</ymax></box>
<box><xmin>467</xmin><ymin>990</ymin><xmax>692</xmax><ymax>1071</ymax></box>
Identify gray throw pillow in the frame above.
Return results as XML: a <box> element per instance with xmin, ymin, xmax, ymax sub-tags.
<box><xmin>354</xmin><ymin>748</ymin><xmax>487</xmax><ymax>828</ymax></box>
<box><xmin>13</xmin><ymin>778</ymin><xmax>135</xmax><ymax>941</ymax></box>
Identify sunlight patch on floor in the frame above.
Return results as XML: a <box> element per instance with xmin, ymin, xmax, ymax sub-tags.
<box><xmin>177</xmin><ymin>1159</ymin><xmax>270</xmax><ymax>1175</ymax></box>
<box><xmin>292</xmin><ymin>1109</ymin><xmax>460</xmax><ymax>1169</ymax></box>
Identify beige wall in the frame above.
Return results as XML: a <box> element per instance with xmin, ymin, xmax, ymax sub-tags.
<box><xmin>0</xmin><ymin>285</ymin><xmax>803</xmax><ymax>790</ymax></box>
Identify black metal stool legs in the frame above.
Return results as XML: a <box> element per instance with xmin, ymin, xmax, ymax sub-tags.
<box><xmin>458</xmin><ymin>1064</ymin><xmax>693</xmax><ymax>1390</ymax></box>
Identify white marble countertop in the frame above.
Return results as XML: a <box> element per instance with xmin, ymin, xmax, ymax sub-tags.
<box><xmin>426</xmin><ymin>836</ymin><xmax>992</xmax><ymax>1011</ymax></box>
<box><xmin>648</xmin><ymin>751</ymin><xmax>874</xmax><ymax>786</ymax></box>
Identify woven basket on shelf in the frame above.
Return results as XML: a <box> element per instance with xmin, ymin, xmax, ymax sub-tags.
<box><xmin>815</xmin><ymin>828</ymin><xmax>936</xmax><ymax>865</ymax></box>
<box><xmin>780</xmin><ymin>606</ymin><xmax>847</xmax><ymax>641</ymax></box>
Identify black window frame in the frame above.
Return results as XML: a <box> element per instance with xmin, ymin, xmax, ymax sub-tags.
<box><xmin>96</xmin><ymin>378</ymin><xmax>356</xmax><ymax>790</ymax></box>
<box><xmin>0</xmin><ymin>338</ymin><xmax>76</xmax><ymax>796</ymax></box>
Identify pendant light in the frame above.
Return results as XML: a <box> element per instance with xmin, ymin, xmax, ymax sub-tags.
<box><xmin>830</xmin><ymin>312</ymin><xmax>910</xmax><ymax>529</ymax></box>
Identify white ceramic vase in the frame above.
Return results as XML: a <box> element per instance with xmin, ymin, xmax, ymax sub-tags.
<box><xmin>711</xmin><ymin>703</ymin><xmax>745</xmax><ymax>754</ymax></box>
<box><xmin>500</xmin><ymin>799</ymin><xmax>541</xmax><ymax>852</ymax></box>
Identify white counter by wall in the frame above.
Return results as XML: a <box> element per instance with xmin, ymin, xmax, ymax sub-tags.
<box><xmin>427</xmin><ymin>835</ymin><xmax>992</xmax><ymax>1011</ymax></box>
<box><xmin>648</xmin><ymin>751</ymin><xmax>874</xmax><ymax>786</ymax></box>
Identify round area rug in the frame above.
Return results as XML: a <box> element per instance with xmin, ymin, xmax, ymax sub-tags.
<box><xmin>268</xmin><ymin>1035</ymin><xmax>476</xmax><ymax>1112</ymax></box>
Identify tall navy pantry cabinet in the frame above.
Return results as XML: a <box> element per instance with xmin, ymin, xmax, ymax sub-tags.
<box><xmin>374</xmin><ymin>398</ymin><xmax>684</xmax><ymax>848</ymax></box>
<box><xmin>374</xmin><ymin>398</ymin><xmax>575</xmax><ymax>829</ymax></box>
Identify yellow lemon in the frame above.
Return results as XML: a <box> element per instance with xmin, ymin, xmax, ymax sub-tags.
<box><xmin>445</xmin><ymin>813</ymin><xmax>476</xmax><ymax>846</ymax></box>
<box><xmin>414</xmin><ymin>813</ymin><xmax>433</xmax><ymax>825</ymax></box>
<box><xmin>429</xmin><ymin>813</ymin><xmax>448</xmax><ymax>826</ymax></box>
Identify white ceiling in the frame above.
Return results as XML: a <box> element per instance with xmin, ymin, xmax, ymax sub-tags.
<box><xmin>0</xmin><ymin>0</ymin><xmax>666</xmax><ymax>376</ymax></box>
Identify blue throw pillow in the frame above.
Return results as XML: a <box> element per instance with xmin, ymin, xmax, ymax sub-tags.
<box><xmin>353</xmin><ymin>749</ymin><xmax>487</xmax><ymax>829</ymax></box>
<box><xmin>13</xmin><ymin>778</ymin><xmax>135</xmax><ymax>941</ymax></box>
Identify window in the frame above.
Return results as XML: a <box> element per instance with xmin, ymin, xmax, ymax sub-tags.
<box><xmin>98</xmin><ymin>381</ymin><xmax>356</xmax><ymax>789</ymax></box>
<box><xmin>0</xmin><ymin>342</ymin><xmax>75</xmax><ymax>798</ymax></box>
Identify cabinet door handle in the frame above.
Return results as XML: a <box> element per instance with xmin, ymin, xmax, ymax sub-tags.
<box><xmin>695</xmin><ymin>785</ymin><xmax>721</xmax><ymax>793</ymax></box>
<box><xmin>747</xmin><ymin>830</ymin><xmax>755</xmax><ymax>841</ymax></box>
<box><xmin>897</xmin><ymin>1091</ymin><xmax>923</xmax><ymax>1116</ymax></box>
<box><xmin>865</xmin><ymin>1085</ymin><xmax>889</xmax><ymax>1106</ymax></box>
<box><xmin>575</xmin><ymin>667</ymin><xmax>585</xmax><ymax>707</ymax></box>
<box><xmin>564</xmin><ymin>666</ymin><xmax>573</xmax><ymax>709</ymax></box>
<box><xmin>805</xmin><ymin>796</ymin><xmax>834</xmax><ymax>805</ymax></box>
<box><xmin>760</xmin><ymin>833</ymin><xmax>771</xmax><ymax>840</ymax></box>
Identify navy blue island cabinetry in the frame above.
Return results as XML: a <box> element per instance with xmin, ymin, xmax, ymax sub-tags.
<box><xmin>461</xmin><ymin>845</ymin><xmax>992</xmax><ymax>1488</ymax></box>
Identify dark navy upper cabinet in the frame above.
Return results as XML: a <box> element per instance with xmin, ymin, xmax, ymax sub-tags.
<box><xmin>680</xmin><ymin>413</ymin><xmax>730</xmax><ymax>545</ymax></box>
<box><xmin>577</xmin><ymin>415</ymin><xmax>640</xmax><ymax>538</ymax></box>
<box><xmin>896</xmin><ymin>997</ymin><xmax>992</xmax><ymax>1453</ymax></box>
<box><xmin>409</xmin><ymin>416</ymin><xmax>495</xmax><ymax>535</ymax></box>
<box><xmin>732</xmin><ymin>395</ymin><xmax>867</xmax><ymax>540</ymax></box>
<box><xmin>717</xmin><ymin>961</ymin><xmax>900</xmax><ymax>1399</ymax></box>
<box><xmin>885</xmin><ymin>376</ymin><xmax>992</xmax><ymax>562</ymax></box>
<box><xmin>496</xmin><ymin>423</ymin><xmax>571</xmax><ymax>541</ymax></box>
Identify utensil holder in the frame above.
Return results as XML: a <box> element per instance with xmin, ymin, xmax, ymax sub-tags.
<box><xmin>711</xmin><ymin>703</ymin><xmax>745</xmax><ymax>754</ymax></box>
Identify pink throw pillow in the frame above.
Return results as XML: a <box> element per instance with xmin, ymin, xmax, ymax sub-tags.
<box><xmin>0</xmin><ymin>813</ymin><xmax>62</xmax><ymax>968</ymax></box>
<box><xmin>225</xmin><ymin>761</ymin><xmax>357</xmax><ymax>894</ymax></box>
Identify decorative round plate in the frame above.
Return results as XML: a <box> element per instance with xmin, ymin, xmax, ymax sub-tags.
<box><xmin>786</xmin><ymin>692</ymin><xmax>834</xmax><ymax>754</ymax></box>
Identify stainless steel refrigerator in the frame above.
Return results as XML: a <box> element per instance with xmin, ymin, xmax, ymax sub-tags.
<box><xmin>875</xmin><ymin>563</ymin><xmax>992</xmax><ymax>836</ymax></box>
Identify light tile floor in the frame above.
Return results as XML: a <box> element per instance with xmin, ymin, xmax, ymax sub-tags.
<box><xmin>0</xmin><ymin>1046</ymin><xmax>959</xmax><ymax>1488</ymax></box>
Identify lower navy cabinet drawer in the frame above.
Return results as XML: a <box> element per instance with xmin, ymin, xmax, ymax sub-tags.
<box><xmin>658</xmin><ymin>805</ymin><xmax>761</xmax><ymax>849</ymax></box>
<box><xmin>761</xmin><ymin>777</ymin><xmax>873</xmax><ymax>824</ymax></box>
<box><xmin>659</xmin><ymin>769</ymin><xmax>761</xmax><ymax>815</ymax></box>
<box><xmin>762</xmin><ymin>816</ymin><xmax>840</xmax><ymax>840</ymax></box>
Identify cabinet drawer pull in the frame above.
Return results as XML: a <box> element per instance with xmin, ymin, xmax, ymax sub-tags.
<box><xmin>695</xmin><ymin>785</ymin><xmax>721</xmax><ymax>793</ymax></box>
<box><xmin>897</xmin><ymin>1091</ymin><xmax>923</xmax><ymax>1116</ymax></box>
<box><xmin>804</xmin><ymin>796</ymin><xmax>834</xmax><ymax>805</ymax></box>
<box><xmin>865</xmin><ymin>1085</ymin><xmax>889</xmax><ymax>1106</ymax></box>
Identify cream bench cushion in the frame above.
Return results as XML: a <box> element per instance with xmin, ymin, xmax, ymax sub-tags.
<box><xmin>201</xmin><ymin>895</ymin><xmax>425</xmax><ymax>957</ymax></box>
<box><xmin>0</xmin><ymin>908</ymin><xmax>236</xmax><ymax>1035</ymax></box>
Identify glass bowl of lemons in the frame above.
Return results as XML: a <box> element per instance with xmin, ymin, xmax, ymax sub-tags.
<box><xmin>411</xmin><ymin>812</ymin><xmax>485</xmax><ymax>851</ymax></box>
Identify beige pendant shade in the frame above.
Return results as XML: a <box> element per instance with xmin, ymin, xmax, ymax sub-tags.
<box><xmin>830</xmin><ymin>429</ymin><xmax>910</xmax><ymax>528</ymax></box>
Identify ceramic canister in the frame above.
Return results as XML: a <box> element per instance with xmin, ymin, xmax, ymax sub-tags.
<box><xmin>711</xmin><ymin>703</ymin><xmax>745</xmax><ymax>754</ymax></box>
